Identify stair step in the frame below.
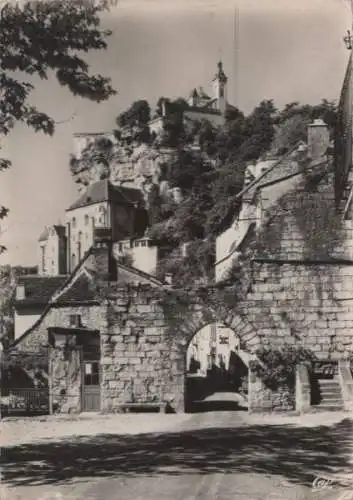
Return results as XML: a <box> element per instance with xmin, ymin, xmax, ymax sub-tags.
<box><xmin>314</xmin><ymin>406</ymin><xmax>344</xmax><ymax>412</ymax></box>
<box><xmin>320</xmin><ymin>393</ymin><xmax>342</xmax><ymax>400</ymax></box>
<box><xmin>318</xmin><ymin>383</ymin><xmax>341</xmax><ymax>389</ymax></box>
<box><xmin>319</xmin><ymin>386</ymin><xmax>341</xmax><ymax>391</ymax></box>
<box><xmin>314</xmin><ymin>400</ymin><xmax>343</xmax><ymax>406</ymax></box>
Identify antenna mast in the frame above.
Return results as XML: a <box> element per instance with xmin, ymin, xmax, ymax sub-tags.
<box><xmin>233</xmin><ymin>5</ymin><xmax>239</xmax><ymax>107</ymax></box>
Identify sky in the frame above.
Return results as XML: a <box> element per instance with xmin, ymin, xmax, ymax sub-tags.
<box><xmin>0</xmin><ymin>0</ymin><xmax>350</xmax><ymax>266</ymax></box>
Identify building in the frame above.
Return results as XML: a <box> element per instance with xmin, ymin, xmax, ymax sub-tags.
<box><xmin>113</xmin><ymin>236</ymin><xmax>172</xmax><ymax>276</ymax></box>
<box><xmin>183</xmin><ymin>61</ymin><xmax>229</xmax><ymax>128</ymax></box>
<box><xmin>38</xmin><ymin>225</ymin><xmax>67</xmax><ymax>276</ymax></box>
<box><xmin>149</xmin><ymin>61</ymin><xmax>230</xmax><ymax>135</ymax></box>
<box><xmin>65</xmin><ymin>179</ymin><xmax>148</xmax><ymax>273</ymax></box>
<box><xmin>215</xmin><ymin>119</ymin><xmax>331</xmax><ymax>282</ymax></box>
<box><xmin>14</xmin><ymin>275</ymin><xmax>68</xmax><ymax>340</ymax></box>
<box><xmin>6</xmin><ymin>42</ymin><xmax>353</xmax><ymax>416</ymax></box>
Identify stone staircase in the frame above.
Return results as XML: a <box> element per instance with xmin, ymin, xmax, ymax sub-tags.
<box><xmin>311</xmin><ymin>376</ymin><xmax>345</xmax><ymax>412</ymax></box>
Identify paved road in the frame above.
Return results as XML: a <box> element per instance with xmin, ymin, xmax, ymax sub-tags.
<box><xmin>2</xmin><ymin>410</ymin><xmax>353</xmax><ymax>500</ymax></box>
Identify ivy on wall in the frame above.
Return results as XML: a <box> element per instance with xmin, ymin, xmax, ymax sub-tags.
<box><xmin>249</xmin><ymin>345</ymin><xmax>316</xmax><ymax>391</ymax></box>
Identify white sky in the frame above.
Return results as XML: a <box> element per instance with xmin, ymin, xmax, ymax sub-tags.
<box><xmin>0</xmin><ymin>0</ymin><xmax>350</xmax><ymax>266</ymax></box>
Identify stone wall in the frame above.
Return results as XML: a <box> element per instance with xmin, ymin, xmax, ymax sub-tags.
<box><xmin>11</xmin><ymin>304</ymin><xmax>102</xmax><ymax>353</ymax></box>
<box><xmin>49</xmin><ymin>341</ymin><xmax>81</xmax><ymax>414</ymax></box>
<box><xmin>248</xmin><ymin>370</ymin><xmax>295</xmax><ymax>413</ymax></box>
<box><xmin>100</xmin><ymin>287</ymin><xmax>185</xmax><ymax>412</ymax></box>
<box><xmin>239</xmin><ymin>262</ymin><xmax>353</xmax><ymax>358</ymax></box>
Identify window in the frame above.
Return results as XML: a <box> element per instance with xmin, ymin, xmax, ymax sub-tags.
<box><xmin>84</xmin><ymin>362</ymin><xmax>99</xmax><ymax>386</ymax></box>
<box><xmin>69</xmin><ymin>314</ymin><xmax>81</xmax><ymax>327</ymax></box>
<box><xmin>141</xmin><ymin>241</ymin><xmax>146</xmax><ymax>247</ymax></box>
<box><xmin>219</xmin><ymin>86</ymin><xmax>224</xmax><ymax>98</ymax></box>
<box><xmin>41</xmin><ymin>246</ymin><xmax>46</xmax><ymax>273</ymax></box>
<box><xmin>77</xmin><ymin>232</ymin><xmax>83</xmax><ymax>262</ymax></box>
<box><xmin>72</xmin><ymin>217</ymin><xmax>76</xmax><ymax>229</ymax></box>
<box><xmin>84</xmin><ymin>214</ymin><xmax>89</xmax><ymax>226</ymax></box>
<box><xmin>71</xmin><ymin>253</ymin><xmax>76</xmax><ymax>270</ymax></box>
<box><xmin>98</xmin><ymin>206</ymin><xmax>107</xmax><ymax>226</ymax></box>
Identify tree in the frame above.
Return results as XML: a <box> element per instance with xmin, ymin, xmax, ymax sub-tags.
<box><xmin>237</xmin><ymin>99</ymin><xmax>277</xmax><ymax>162</ymax></box>
<box><xmin>117</xmin><ymin>100</ymin><xmax>151</xmax><ymax>128</ymax></box>
<box><xmin>270</xmin><ymin>115</ymin><xmax>310</xmax><ymax>155</ymax></box>
<box><xmin>0</xmin><ymin>0</ymin><xmax>116</xmax><ymax>251</ymax></box>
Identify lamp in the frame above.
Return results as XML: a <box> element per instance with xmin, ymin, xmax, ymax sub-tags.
<box><xmin>344</xmin><ymin>30</ymin><xmax>353</xmax><ymax>50</ymax></box>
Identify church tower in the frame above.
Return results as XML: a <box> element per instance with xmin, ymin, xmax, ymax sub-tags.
<box><xmin>212</xmin><ymin>61</ymin><xmax>228</xmax><ymax>114</ymax></box>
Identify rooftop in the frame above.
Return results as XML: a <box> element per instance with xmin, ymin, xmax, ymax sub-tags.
<box><xmin>15</xmin><ymin>276</ymin><xmax>68</xmax><ymax>307</ymax></box>
<box><xmin>66</xmin><ymin>179</ymin><xmax>144</xmax><ymax>212</ymax></box>
<box><xmin>38</xmin><ymin>225</ymin><xmax>66</xmax><ymax>242</ymax></box>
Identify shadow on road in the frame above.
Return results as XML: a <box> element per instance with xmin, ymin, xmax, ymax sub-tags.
<box><xmin>2</xmin><ymin>418</ymin><xmax>352</xmax><ymax>489</ymax></box>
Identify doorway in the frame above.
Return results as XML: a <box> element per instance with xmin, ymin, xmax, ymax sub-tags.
<box><xmin>82</xmin><ymin>359</ymin><xmax>100</xmax><ymax>411</ymax></box>
<box><xmin>80</xmin><ymin>335</ymin><xmax>101</xmax><ymax>412</ymax></box>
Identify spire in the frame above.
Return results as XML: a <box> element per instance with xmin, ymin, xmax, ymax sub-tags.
<box><xmin>213</xmin><ymin>60</ymin><xmax>228</xmax><ymax>84</ymax></box>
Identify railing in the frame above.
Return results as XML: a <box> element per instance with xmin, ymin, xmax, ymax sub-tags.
<box><xmin>1</xmin><ymin>388</ymin><xmax>49</xmax><ymax>416</ymax></box>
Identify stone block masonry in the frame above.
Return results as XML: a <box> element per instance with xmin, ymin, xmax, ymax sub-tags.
<box><xmin>240</xmin><ymin>261</ymin><xmax>353</xmax><ymax>358</ymax></box>
<box><xmin>101</xmin><ymin>288</ymin><xmax>184</xmax><ymax>411</ymax></box>
<box><xmin>8</xmin><ymin>256</ymin><xmax>353</xmax><ymax>414</ymax></box>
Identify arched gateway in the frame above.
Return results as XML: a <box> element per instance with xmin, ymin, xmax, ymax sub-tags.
<box><xmin>161</xmin><ymin>301</ymin><xmax>261</xmax><ymax>412</ymax></box>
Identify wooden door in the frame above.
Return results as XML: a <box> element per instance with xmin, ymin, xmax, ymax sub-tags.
<box><xmin>82</xmin><ymin>360</ymin><xmax>100</xmax><ymax>411</ymax></box>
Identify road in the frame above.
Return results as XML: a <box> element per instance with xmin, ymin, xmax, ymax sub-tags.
<box><xmin>2</xmin><ymin>409</ymin><xmax>353</xmax><ymax>500</ymax></box>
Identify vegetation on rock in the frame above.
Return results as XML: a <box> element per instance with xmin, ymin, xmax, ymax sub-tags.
<box><xmin>70</xmin><ymin>94</ymin><xmax>337</xmax><ymax>285</ymax></box>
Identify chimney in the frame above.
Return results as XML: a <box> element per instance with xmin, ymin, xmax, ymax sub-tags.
<box><xmin>16</xmin><ymin>285</ymin><xmax>25</xmax><ymax>301</ymax></box>
<box><xmin>165</xmin><ymin>273</ymin><xmax>173</xmax><ymax>285</ymax></box>
<box><xmin>307</xmin><ymin>119</ymin><xmax>330</xmax><ymax>160</ymax></box>
<box><xmin>161</xmin><ymin>99</ymin><xmax>167</xmax><ymax>118</ymax></box>
<box><xmin>90</xmin><ymin>241</ymin><xmax>117</xmax><ymax>282</ymax></box>
<box><xmin>66</xmin><ymin>221</ymin><xmax>71</xmax><ymax>273</ymax></box>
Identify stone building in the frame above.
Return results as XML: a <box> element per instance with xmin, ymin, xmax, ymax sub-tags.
<box><xmin>38</xmin><ymin>225</ymin><xmax>67</xmax><ymax>276</ymax></box>
<box><xmin>65</xmin><ymin>179</ymin><xmax>147</xmax><ymax>273</ymax></box>
<box><xmin>149</xmin><ymin>61</ymin><xmax>230</xmax><ymax>135</ymax></box>
<box><xmin>5</xmin><ymin>47</ymin><xmax>353</xmax><ymax>416</ymax></box>
<box><xmin>215</xmin><ymin>119</ymin><xmax>332</xmax><ymax>282</ymax></box>
<box><xmin>13</xmin><ymin>275</ymin><xmax>68</xmax><ymax>341</ymax></box>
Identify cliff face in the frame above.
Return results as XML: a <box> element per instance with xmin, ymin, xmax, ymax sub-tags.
<box><xmin>70</xmin><ymin>133</ymin><xmax>179</xmax><ymax>204</ymax></box>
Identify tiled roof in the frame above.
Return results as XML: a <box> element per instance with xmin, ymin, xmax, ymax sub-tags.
<box><xmin>15</xmin><ymin>276</ymin><xmax>68</xmax><ymax>307</ymax></box>
<box><xmin>54</xmin><ymin>272</ymin><xmax>98</xmax><ymax>305</ymax></box>
<box><xmin>239</xmin><ymin>144</ymin><xmax>306</xmax><ymax>202</ymax></box>
<box><xmin>38</xmin><ymin>227</ymin><xmax>49</xmax><ymax>242</ymax></box>
<box><xmin>53</xmin><ymin>225</ymin><xmax>66</xmax><ymax>239</ymax></box>
<box><xmin>185</xmin><ymin>107</ymin><xmax>221</xmax><ymax>117</ymax></box>
<box><xmin>38</xmin><ymin>225</ymin><xmax>66</xmax><ymax>242</ymax></box>
<box><xmin>117</xmin><ymin>262</ymin><xmax>165</xmax><ymax>286</ymax></box>
<box><xmin>66</xmin><ymin>179</ymin><xmax>144</xmax><ymax>212</ymax></box>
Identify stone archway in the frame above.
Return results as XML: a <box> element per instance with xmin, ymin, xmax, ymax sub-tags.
<box><xmin>170</xmin><ymin>304</ymin><xmax>261</xmax><ymax>412</ymax></box>
<box><xmin>175</xmin><ymin>305</ymin><xmax>261</xmax><ymax>355</ymax></box>
<box><xmin>185</xmin><ymin>322</ymin><xmax>251</xmax><ymax>412</ymax></box>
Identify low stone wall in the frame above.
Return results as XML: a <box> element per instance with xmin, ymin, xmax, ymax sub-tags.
<box><xmin>248</xmin><ymin>370</ymin><xmax>295</xmax><ymax>413</ymax></box>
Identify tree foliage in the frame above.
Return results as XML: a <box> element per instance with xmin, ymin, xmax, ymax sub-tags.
<box><xmin>117</xmin><ymin>99</ymin><xmax>151</xmax><ymax>129</ymax></box>
<box><xmin>0</xmin><ymin>0</ymin><xmax>116</xmax><ymax>246</ymax></box>
<box><xmin>69</xmin><ymin>92</ymin><xmax>337</xmax><ymax>286</ymax></box>
<box><xmin>249</xmin><ymin>345</ymin><xmax>316</xmax><ymax>391</ymax></box>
